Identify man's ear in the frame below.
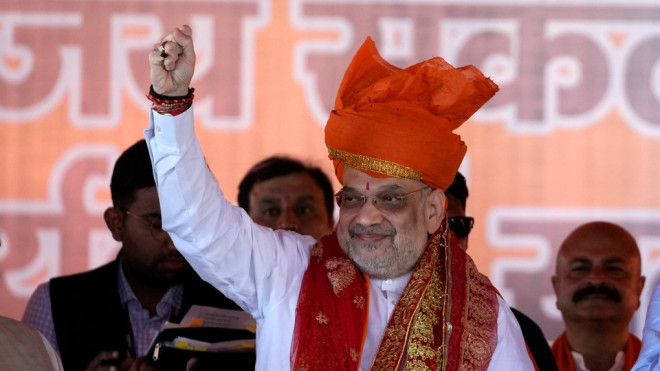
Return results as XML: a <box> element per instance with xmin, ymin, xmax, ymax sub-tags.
<box><xmin>425</xmin><ymin>189</ymin><xmax>446</xmax><ymax>234</ymax></box>
<box><xmin>104</xmin><ymin>207</ymin><xmax>124</xmax><ymax>242</ymax></box>
<box><xmin>551</xmin><ymin>275</ymin><xmax>560</xmax><ymax>309</ymax></box>
<box><xmin>636</xmin><ymin>275</ymin><xmax>646</xmax><ymax>309</ymax></box>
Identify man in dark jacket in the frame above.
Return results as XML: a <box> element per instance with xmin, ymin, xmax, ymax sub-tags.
<box><xmin>23</xmin><ymin>139</ymin><xmax>250</xmax><ymax>371</ymax></box>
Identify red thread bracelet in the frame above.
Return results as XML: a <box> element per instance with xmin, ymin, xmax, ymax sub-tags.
<box><xmin>146</xmin><ymin>86</ymin><xmax>195</xmax><ymax>116</ymax></box>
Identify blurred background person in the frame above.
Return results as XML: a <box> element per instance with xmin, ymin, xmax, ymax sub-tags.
<box><xmin>22</xmin><ymin>140</ymin><xmax>247</xmax><ymax>371</ymax></box>
<box><xmin>237</xmin><ymin>155</ymin><xmax>334</xmax><ymax>239</ymax></box>
<box><xmin>551</xmin><ymin>221</ymin><xmax>645</xmax><ymax>371</ymax></box>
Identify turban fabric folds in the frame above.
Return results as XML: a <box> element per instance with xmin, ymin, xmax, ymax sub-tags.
<box><xmin>325</xmin><ymin>37</ymin><xmax>499</xmax><ymax>190</ymax></box>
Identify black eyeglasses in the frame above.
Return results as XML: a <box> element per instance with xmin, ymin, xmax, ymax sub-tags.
<box><xmin>448</xmin><ymin>216</ymin><xmax>474</xmax><ymax>238</ymax></box>
<box><xmin>122</xmin><ymin>209</ymin><xmax>169</xmax><ymax>242</ymax></box>
<box><xmin>334</xmin><ymin>187</ymin><xmax>428</xmax><ymax>213</ymax></box>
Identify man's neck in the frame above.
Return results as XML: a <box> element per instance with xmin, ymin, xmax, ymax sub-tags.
<box><xmin>565</xmin><ymin>322</ymin><xmax>629</xmax><ymax>371</ymax></box>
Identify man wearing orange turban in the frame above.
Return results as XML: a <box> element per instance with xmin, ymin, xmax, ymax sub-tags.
<box><xmin>144</xmin><ymin>25</ymin><xmax>533</xmax><ymax>370</ymax></box>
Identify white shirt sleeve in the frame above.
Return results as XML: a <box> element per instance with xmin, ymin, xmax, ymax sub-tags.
<box><xmin>144</xmin><ymin>107</ymin><xmax>316</xmax><ymax>319</ymax></box>
<box><xmin>488</xmin><ymin>296</ymin><xmax>536</xmax><ymax>370</ymax></box>
<box><xmin>632</xmin><ymin>282</ymin><xmax>660</xmax><ymax>370</ymax></box>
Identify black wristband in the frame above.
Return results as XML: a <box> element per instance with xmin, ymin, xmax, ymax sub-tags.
<box><xmin>149</xmin><ymin>85</ymin><xmax>194</xmax><ymax>100</ymax></box>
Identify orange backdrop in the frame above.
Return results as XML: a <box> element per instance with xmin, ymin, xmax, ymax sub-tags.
<box><xmin>2</xmin><ymin>0</ymin><xmax>660</xmax><ymax>342</ymax></box>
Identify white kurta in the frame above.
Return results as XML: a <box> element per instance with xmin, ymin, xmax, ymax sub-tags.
<box><xmin>144</xmin><ymin>107</ymin><xmax>534</xmax><ymax>370</ymax></box>
<box><xmin>632</xmin><ymin>282</ymin><xmax>660</xmax><ymax>371</ymax></box>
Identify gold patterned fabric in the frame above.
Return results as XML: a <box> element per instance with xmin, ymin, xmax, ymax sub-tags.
<box><xmin>290</xmin><ymin>221</ymin><xmax>500</xmax><ymax>370</ymax></box>
<box><xmin>326</xmin><ymin>147</ymin><xmax>423</xmax><ymax>181</ymax></box>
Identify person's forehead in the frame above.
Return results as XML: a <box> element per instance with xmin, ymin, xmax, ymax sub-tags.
<box><xmin>131</xmin><ymin>186</ymin><xmax>161</xmax><ymax>210</ymax></box>
<box><xmin>342</xmin><ymin>166</ymin><xmax>420</xmax><ymax>189</ymax></box>
<box><xmin>251</xmin><ymin>173</ymin><xmax>324</xmax><ymax>200</ymax></box>
<box><xmin>559</xmin><ymin>240</ymin><xmax>638</xmax><ymax>265</ymax></box>
<box><xmin>562</xmin><ymin>223</ymin><xmax>637</xmax><ymax>253</ymax></box>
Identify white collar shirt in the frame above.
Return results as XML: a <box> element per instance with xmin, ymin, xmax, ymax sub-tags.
<box><xmin>571</xmin><ymin>350</ymin><xmax>625</xmax><ymax>371</ymax></box>
<box><xmin>361</xmin><ymin>273</ymin><xmax>412</xmax><ymax>370</ymax></box>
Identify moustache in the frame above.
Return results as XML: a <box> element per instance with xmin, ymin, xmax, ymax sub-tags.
<box><xmin>349</xmin><ymin>224</ymin><xmax>395</xmax><ymax>238</ymax></box>
<box><xmin>572</xmin><ymin>284</ymin><xmax>621</xmax><ymax>303</ymax></box>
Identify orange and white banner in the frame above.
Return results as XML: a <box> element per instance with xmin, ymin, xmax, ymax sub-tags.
<box><xmin>1</xmin><ymin>0</ymin><xmax>660</xmax><ymax>342</ymax></box>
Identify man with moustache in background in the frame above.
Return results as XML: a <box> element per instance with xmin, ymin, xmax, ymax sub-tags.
<box><xmin>551</xmin><ymin>221</ymin><xmax>645</xmax><ymax>371</ymax></box>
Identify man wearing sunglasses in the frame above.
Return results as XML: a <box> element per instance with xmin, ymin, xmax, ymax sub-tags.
<box><xmin>446</xmin><ymin>171</ymin><xmax>558</xmax><ymax>371</ymax></box>
<box><xmin>145</xmin><ymin>25</ymin><xmax>533</xmax><ymax>370</ymax></box>
<box><xmin>23</xmin><ymin>140</ymin><xmax>247</xmax><ymax>371</ymax></box>
<box><xmin>444</xmin><ymin>172</ymin><xmax>475</xmax><ymax>252</ymax></box>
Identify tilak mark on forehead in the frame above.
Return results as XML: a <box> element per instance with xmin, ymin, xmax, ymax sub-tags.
<box><xmin>366</xmin><ymin>182</ymin><xmax>370</xmax><ymax>191</ymax></box>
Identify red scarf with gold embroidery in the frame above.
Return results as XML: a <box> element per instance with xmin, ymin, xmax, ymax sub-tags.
<box><xmin>290</xmin><ymin>224</ymin><xmax>499</xmax><ymax>370</ymax></box>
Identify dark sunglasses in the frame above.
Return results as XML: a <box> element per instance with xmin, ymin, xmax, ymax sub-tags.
<box><xmin>448</xmin><ymin>216</ymin><xmax>474</xmax><ymax>238</ymax></box>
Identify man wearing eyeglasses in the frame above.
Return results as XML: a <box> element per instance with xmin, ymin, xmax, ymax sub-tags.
<box><xmin>144</xmin><ymin>25</ymin><xmax>533</xmax><ymax>370</ymax></box>
<box><xmin>446</xmin><ymin>171</ymin><xmax>558</xmax><ymax>371</ymax></box>
<box><xmin>23</xmin><ymin>140</ymin><xmax>247</xmax><ymax>371</ymax></box>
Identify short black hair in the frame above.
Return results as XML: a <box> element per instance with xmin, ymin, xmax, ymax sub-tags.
<box><xmin>445</xmin><ymin>171</ymin><xmax>468</xmax><ymax>209</ymax></box>
<box><xmin>238</xmin><ymin>156</ymin><xmax>334</xmax><ymax>225</ymax></box>
<box><xmin>110</xmin><ymin>139</ymin><xmax>155</xmax><ymax>208</ymax></box>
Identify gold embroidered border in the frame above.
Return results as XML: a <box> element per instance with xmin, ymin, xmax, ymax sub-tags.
<box><xmin>404</xmin><ymin>231</ymin><xmax>447</xmax><ymax>370</ymax></box>
<box><xmin>459</xmin><ymin>258</ymin><xmax>497</xmax><ymax>370</ymax></box>
<box><xmin>371</xmin><ymin>232</ymin><xmax>443</xmax><ymax>370</ymax></box>
<box><xmin>327</xmin><ymin>147</ymin><xmax>423</xmax><ymax>180</ymax></box>
<box><xmin>440</xmin><ymin>226</ymin><xmax>452</xmax><ymax>371</ymax></box>
<box><xmin>404</xmin><ymin>265</ymin><xmax>444</xmax><ymax>370</ymax></box>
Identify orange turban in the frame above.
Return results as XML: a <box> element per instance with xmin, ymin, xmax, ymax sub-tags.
<box><xmin>325</xmin><ymin>37</ymin><xmax>499</xmax><ymax>190</ymax></box>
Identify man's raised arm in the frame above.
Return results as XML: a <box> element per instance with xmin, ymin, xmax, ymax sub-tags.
<box><xmin>143</xmin><ymin>25</ymin><xmax>314</xmax><ymax>317</ymax></box>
